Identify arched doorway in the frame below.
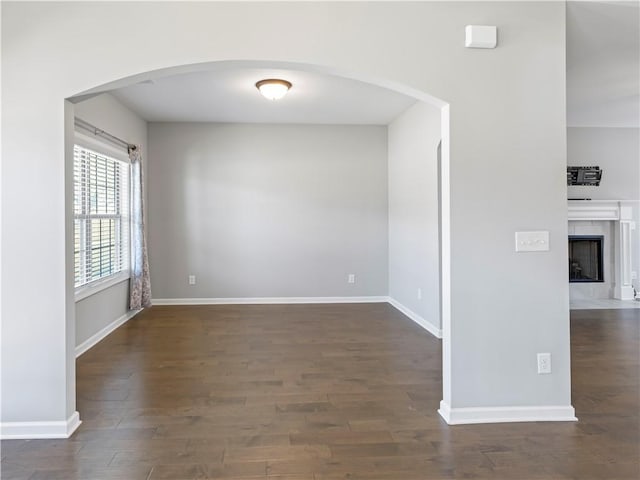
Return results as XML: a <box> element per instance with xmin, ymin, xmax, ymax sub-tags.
<box><xmin>66</xmin><ymin>60</ymin><xmax>452</xmax><ymax>432</ymax></box>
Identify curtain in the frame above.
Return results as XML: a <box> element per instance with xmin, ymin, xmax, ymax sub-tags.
<box><xmin>129</xmin><ymin>146</ymin><xmax>152</xmax><ymax>310</ymax></box>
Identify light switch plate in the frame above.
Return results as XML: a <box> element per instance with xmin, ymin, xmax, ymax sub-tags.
<box><xmin>515</xmin><ymin>231</ymin><xmax>550</xmax><ymax>252</ymax></box>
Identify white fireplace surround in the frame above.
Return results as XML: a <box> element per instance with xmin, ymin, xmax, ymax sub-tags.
<box><xmin>568</xmin><ymin>200</ymin><xmax>636</xmax><ymax>300</ymax></box>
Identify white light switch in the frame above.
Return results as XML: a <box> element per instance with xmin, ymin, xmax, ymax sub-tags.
<box><xmin>515</xmin><ymin>231</ymin><xmax>550</xmax><ymax>252</ymax></box>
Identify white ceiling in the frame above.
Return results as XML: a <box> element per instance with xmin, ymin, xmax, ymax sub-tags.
<box><xmin>111</xmin><ymin>67</ymin><xmax>417</xmax><ymax>125</ymax></box>
<box><xmin>567</xmin><ymin>1</ymin><xmax>640</xmax><ymax>127</ymax></box>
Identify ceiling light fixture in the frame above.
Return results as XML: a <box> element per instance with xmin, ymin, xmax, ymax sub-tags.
<box><xmin>255</xmin><ymin>79</ymin><xmax>292</xmax><ymax>100</ymax></box>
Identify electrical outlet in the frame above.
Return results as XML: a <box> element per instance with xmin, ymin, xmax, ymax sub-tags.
<box><xmin>347</xmin><ymin>274</ymin><xmax>356</xmax><ymax>284</ymax></box>
<box><xmin>537</xmin><ymin>353</ymin><xmax>551</xmax><ymax>374</ymax></box>
<box><xmin>188</xmin><ymin>275</ymin><xmax>196</xmax><ymax>285</ymax></box>
<box><xmin>417</xmin><ymin>288</ymin><xmax>422</xmax><ymax>300</ymax></box>
<box><xmin>632</xmin><ymin>271</ymin><xmax>638</xmax><ymax>280</ymax></box>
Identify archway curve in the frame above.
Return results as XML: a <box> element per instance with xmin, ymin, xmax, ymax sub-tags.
<box><xmin>70</xmin><ymin>59</ymin><xmax>449</xmax><ymax>110</ymax></box>
<box><xmin>67</xmin><ymin>58</ymin><xmax>452</xmax><ymax>418</ymax></box>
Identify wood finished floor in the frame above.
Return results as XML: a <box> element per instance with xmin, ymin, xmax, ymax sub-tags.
<box><xmin>1</xmin><ymin>304</ymin><xmax>638</xmax><ymax>480</ymax></box>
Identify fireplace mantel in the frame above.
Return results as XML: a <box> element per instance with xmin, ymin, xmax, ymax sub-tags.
<box><xmin>568</xmin><ymin>200</ymin><xmax>633</xmax><ymax>221</ymax></box>
<box><xmin>568</xmin><ymin>200</ymin><xmax>636</xmax><ymax>300</ymax></box>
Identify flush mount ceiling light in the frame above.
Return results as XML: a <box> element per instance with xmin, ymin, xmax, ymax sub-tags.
<box><xmin>255</xmin><ymin>79</ymin><xmax>292</xmax><ymax>100</ymax></box>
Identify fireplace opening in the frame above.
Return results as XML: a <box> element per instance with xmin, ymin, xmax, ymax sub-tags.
<box><xmin>568</xmin><ymin>235</ymin><xmax>604</xmax><ymax>283</ymax></box>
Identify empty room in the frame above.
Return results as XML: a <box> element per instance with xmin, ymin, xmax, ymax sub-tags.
<box><xmin>1</xmin><ymin>1</ymin><xmax>639</xmax><ymax>480</ymax></box>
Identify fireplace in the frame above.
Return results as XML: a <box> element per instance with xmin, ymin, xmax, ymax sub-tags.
<box><xmin>568</xmin><ymin>201</ymin><xmax>634</xmax><ymax>299</ymax></box>
<box><xmin>568</xmin><ymin>235</ymin><xmax>604</xmax><ymax>283</ymax></box>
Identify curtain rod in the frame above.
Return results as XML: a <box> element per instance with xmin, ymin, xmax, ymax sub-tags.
<box><xmin>74</xmin><ymin>117</ymin><xmax>137</xmax><ymax>151</ymax></box>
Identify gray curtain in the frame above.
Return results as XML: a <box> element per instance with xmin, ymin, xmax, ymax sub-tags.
<box><xmin>129</xmin><ymin>147</ymin><xmax>152</xmax><ymax>310</ymax></box>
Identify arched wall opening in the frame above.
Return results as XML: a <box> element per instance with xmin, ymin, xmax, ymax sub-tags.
<box><xmin>65</xmin><ymin>60</ymin><xmax>452</xmax><ymax>434</ymax></box>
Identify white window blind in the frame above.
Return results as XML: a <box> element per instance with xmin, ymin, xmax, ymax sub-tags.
<box><xmin>74</xmin><ymin>145</ymin><xmax>130</xmax><ymax>288</ymax></box>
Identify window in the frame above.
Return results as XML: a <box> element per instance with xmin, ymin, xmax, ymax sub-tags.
<box><xmin>74</xmin><ymin>144</ymin><xmax>130</xmax><ymax>289</ymax></box>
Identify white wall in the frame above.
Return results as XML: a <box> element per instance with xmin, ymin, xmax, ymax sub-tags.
<box><xmin>388</xmin><ymin>102</ymin><xmax>441</xmax><ymax>331</ymax></box>
<box><xmin>75</xmin><ymin>281</ymin><xmax>130</xmax><ymax>347</ymax></box>
<box><xmin>148</xmin><ymin>123</ymin><xmax>388</xmax><ymax>300</ymax></box>
<box><xmin>568</xmin><ymin>127</ymin><xmax>640</xmax><ymax>292</ymax></box>
<box><xmin>73</xmin><ymin>93</ymin><xmax>148</xmax><ymax>348</ymax></box>
<box><xmin>1</xmin><ymin>1</ymin><xmax>571</xmax><ymax>433</ymax></box>
<box><xmin>568</xmin><ymin>127</ymin><xmax>640</xmax><ymax>201</ymax></box>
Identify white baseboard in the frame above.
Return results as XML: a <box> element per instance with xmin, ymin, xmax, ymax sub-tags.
<box><xmin>75</xmin><ymin>308</ymin><xmax>142</xmax><ymax>357</ymax></box>
<box><xmin>1</xmin><ymin>411</ymin><xmax>81</xmax><ymax>439</ymax></box>
<box><xmin>387</xmin><ymin>297</ymin><xmax>442</xmax><ymax>339</ymax></box>
<box><xmin>152</xmin><ymin>296</ymin><xmax>389</xmax><ymax>306</ymax></box>
<box><xmin>438</xmin><ymin>400</ymin><xmax>577</xmax><ymax>425</ymax></box>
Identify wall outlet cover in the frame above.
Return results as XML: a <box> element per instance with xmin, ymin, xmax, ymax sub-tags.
<box><xmin>537</xmin><ymin>352</ymin><xmax>551</xmax><ymax>374</ymax></box>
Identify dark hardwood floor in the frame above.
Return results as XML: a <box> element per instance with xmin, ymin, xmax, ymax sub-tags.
<box><xmin>1</xmin><ymin>304</ymin><xmax>639</xmax><ymax>479</ymax></box>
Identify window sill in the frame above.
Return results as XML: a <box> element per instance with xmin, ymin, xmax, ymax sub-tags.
<box><xmin>75</xmin><ymin>271</ymin><xmax>130</xmax><ymax>302</ymax></box>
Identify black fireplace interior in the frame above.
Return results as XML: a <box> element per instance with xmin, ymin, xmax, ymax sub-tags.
<box><xmin>569</xmin><ymin>235</ymin><xmax>604</xmax><ymax>283</ymax></box>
